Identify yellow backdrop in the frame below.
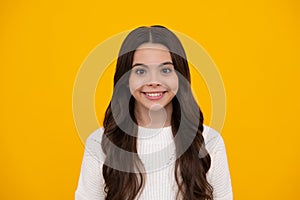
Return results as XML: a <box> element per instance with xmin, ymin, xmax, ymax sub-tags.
<box><xmin>1</xmin><ymin>0</ymin><xmax>299</xmax><ymax>199</ymax></box>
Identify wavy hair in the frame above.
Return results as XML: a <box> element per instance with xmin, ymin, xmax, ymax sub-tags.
<box><xmin>101</xmin><ymin>25</ymin><xmax>213</xmax><ymax>200</ymax></box>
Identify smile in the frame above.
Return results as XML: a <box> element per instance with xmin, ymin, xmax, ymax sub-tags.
<box><xmin>146</xmin><ymin>92</ymin><xmax>162</xmax><ymax>97</ymax></box>
<box><xmin>142</xmin><ymin>92</ymin><xmax>165</xmax><ymax>100</ymax></box>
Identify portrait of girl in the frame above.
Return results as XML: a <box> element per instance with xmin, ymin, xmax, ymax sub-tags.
<box><xmin>75</xmin><ymin>25</ymin><xmax>232</xmax><ymax>200</ymax></box>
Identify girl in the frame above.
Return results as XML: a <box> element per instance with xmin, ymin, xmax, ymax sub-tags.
<box><xmin>75</xmin><ymin>25</ymin><xmax>232</xmax><ymax>200</ymax></box>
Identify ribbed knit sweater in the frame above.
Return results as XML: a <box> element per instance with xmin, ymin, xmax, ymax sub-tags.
<box><xmin>75</xmin><ymin>125</ymin><xmax>233</xmax><ymax>200</ymax></box>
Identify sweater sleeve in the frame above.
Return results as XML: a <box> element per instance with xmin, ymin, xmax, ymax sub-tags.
<box><xmin>75</xmin><ymin>129</ymin><xmax>106</xmax><ymax>200</ymax></box>
<box><xmin>204</xmin><ymin>126</ymin><xmax>233</xmax><ymax>200</ymax></box>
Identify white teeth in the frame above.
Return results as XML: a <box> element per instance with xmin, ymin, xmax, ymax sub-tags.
<box><xmin>146</xmin><ymin>93</ymin><xmax>162</xmax><ymax>97</ymax></box>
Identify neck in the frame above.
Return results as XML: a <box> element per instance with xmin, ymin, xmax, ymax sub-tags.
<box><xmin>134</xmin><ymin>103</ymin><xmax>173</xmax><ymax>128</ymax></box>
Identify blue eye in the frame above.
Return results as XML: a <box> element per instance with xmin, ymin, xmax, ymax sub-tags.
<box><xmin>135</xmin><ymin>68</ymin><xmax>146</xmax><ymax>75</ymax></box>
<box><xmin>161</xmin><ymin>68</ymin><xmax>172</xmax><ymax>74</ymax></box>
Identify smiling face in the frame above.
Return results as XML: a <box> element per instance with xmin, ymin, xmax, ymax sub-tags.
<box><xmin>129</xmin><ymin>43</ymin><xmax>178</xmax><ymax>117</ymax></box>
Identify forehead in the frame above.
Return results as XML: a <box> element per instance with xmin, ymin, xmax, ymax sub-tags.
<box><xmin>133</xmin><ymin>43</ymin><xmax>172</xmax><ymax>64</ymax></box>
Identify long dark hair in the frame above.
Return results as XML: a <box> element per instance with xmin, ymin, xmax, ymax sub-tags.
<box><xmin>101</xmin><ymin>25</ymin><xmax>213</xmax><ymax>200</ymax></box>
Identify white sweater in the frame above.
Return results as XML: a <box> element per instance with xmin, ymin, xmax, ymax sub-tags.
<box><xmin>75</xmin><ymin>125</ymin><xmax>233</xmax><ymax>200</ymax></box>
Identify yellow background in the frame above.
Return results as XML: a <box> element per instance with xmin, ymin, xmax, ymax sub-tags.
<box><xmin>1</xmin><ymin>0</ymin><xmax>299</xmax><ymax>199</ymax></box>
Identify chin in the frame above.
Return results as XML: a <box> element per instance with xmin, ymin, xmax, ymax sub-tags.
<box><xmin>148</xmin><ymin>104</ymin><xmax>165</xmax><ymax>111</ymax></box>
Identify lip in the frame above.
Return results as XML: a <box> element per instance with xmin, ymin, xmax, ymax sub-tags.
<box><xmin>142</xmin><ymin>91</ymin><xmax>166</xmax><ymax>100</ymax></box>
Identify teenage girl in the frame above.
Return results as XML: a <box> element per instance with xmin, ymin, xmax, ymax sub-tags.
<box><xmin>75</xmin><ymin>25</ymin><xmax>232</xmax><ymax>200</ymax></box>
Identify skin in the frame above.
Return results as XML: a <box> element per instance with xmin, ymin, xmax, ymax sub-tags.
<box><xmin>129</xmin><ymin>43</ymin><xmax>178</xmax><ymax>128</ymax></box>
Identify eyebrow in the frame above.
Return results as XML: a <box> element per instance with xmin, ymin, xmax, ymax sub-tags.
<box><xmin>132</xmin><ymin>61</ymin><xmax>173</xmax><ymax>68</ymax></box>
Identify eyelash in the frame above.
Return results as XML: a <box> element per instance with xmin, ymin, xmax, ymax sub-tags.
<box><xmin>135</xmin><ymin>68</ymin><xmax>146</xmax><ymax>75</ymax></box>
<box><xmin>134</xmin><ymin>67</ymin><xmax>173</xmax><ymax>75</ymax></box>
<box><xmin>161</xmin><ymin>68</ymin><xmax>172</xmax><ymax>74</ymax></box>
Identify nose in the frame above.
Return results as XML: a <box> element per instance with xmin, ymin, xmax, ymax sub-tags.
<box><xmin>146</xmin><ymin>71</ymin><xmax>161</xmax><ymax>87</ymax></box>
<box><xmin>147</xmin><ymin>82</ymin><xmax>161</xmax><ymax>87</ymax></box>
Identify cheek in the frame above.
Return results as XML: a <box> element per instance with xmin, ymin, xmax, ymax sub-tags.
<box><xmin>129</xmin><ymin>75</ymin><xmax>143</xmax><ymax>94</ymax></box>
<box><xmin>167</xmin><ymin>75</ymin><xmax>179</xmax><ymax>95</ymax></box>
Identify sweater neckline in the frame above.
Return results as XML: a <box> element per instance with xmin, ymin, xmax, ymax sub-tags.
<box><xmin>137</xmin><ymin>125</ymin><xmax>172</xmax><ymax>139</ymax></box>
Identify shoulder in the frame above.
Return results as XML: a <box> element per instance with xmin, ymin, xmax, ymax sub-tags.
<box><xmin>76</xmin><ymin>128</ymin><xmax>107</xmax><ymax>199</ymax></box>
<box><xmin>84</xmin><ymin>128</ymin><xmax>105</xmax><ymax>162</ymax></box>
<box><xmin>202</xmin><ymin>125</ymin><xmax>226</xmax><ymax>155</ymax></box>
<box><xmin>86</xmin><ymin>127</ymin><xmax>104</xmax><ymax>144</ymax></box>
<box><xmin>202</xmin><ymin>125</ymin><xmax>233</xmax><ymax>199</ymax></box>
